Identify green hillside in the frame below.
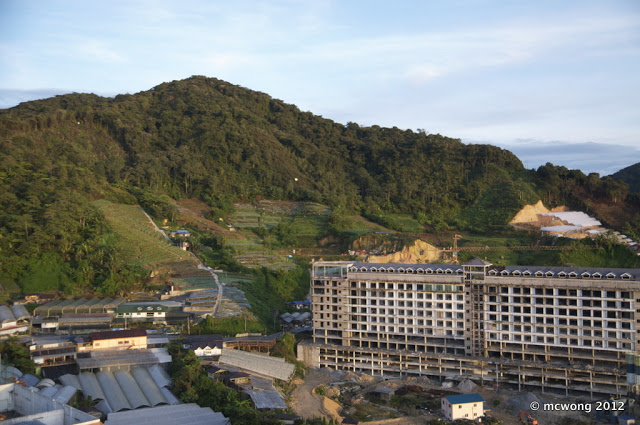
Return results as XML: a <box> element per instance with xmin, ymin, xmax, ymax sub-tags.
<box><xmin>0</xmin><ymin>76</ymin><xmax>637</xmax><ymax>294</ymax></box>
<box><xmin>612</xmin><ymin>162</ymin><xmax>640</xmax><ymax>193</ymax></box>
<box><xmin>92</xmin><ymin>200</ymin><xmax>190</xmax><ymax>268</ymax></box>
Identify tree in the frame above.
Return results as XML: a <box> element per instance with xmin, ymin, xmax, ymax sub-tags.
<box><xmin>0</xmin><ymin>337</ymin><xmax>36</xmax><ymax>374</ymax></box>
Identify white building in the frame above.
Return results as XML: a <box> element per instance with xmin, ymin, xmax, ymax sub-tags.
<box><xmin>298</xmin><ymin>260</ymin><xmax>640</xmax><ymax>397</ymax></box>
<box><xmin>441</xmin><ymin>393</ymin><xmax>485</xmax><ymax>421</ymax></box>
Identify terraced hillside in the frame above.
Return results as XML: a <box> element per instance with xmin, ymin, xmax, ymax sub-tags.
<box><xmin>93</xmin><ymin>200</ymin><xmax>191</xmax><ymax>269</ymax></box>
<box><xmin>222</xmin><ymin>200</ymin><xmax>332</xmax><ymax>269</ymax></box>
<box><xmin>228</xmin><ymin>200</ymin><xmax>330</xmax><ymax>230</ymax></box>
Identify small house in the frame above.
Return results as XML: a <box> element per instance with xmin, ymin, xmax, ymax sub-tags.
<box><xmin>441</xmin><ymin>393</ymin><xmax>485</xmax><ymax>421</ymax></box>
<box><xmin>371</xmin><ymin>386</ymin><xmax>396</xmax><ymax>401</ymax></box>
<box><xmin>183</xmin><ymin>335</ymin><xmax>224</xmax><ymax>357</ymax></box>
<box><xmin>169</xmin><ymin>230</ymin><xmax>191</xmax><ymax>238</ymax></box>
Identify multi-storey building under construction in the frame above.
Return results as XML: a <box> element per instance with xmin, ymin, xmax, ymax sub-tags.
<box><xmin>297</xmin><ymin>260</ymin><xmax>640</xmax><ymax>397</ymax></box>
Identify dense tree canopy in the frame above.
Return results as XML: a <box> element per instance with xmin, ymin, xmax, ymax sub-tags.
<box><xmin>0</xmin><ymin>76</ymin><xmax>636</xmax><ymax>293</ymax></box>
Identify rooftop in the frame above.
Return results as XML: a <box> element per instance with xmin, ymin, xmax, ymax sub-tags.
<box><xmin>90</xmin><ymin>328</ymin><xmax>147</xmax><ymax>341</ymax></box>
<box><xmin>444</xmin><ymin>393</ymin><xmax>485</xmax><ymax>404</ymax></box>
<box><xmin>104</xmin><ymin>403</ymin><xmax>230</xmax><ymax>425</ymax></box>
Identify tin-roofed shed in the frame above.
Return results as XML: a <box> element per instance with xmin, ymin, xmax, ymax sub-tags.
<box><xmin>63</xmin><ymin>299</ymin><xmax>89</xmax><ymax>314</ymax></box>
<box><xmin>97</xmin><ymin>370</ymin><xmax>132</xmax><ymax>412</ymax></box>
<box><xmin>10</xmin><ymin>304</ymin><xmax>30</xmax><ymax>321</ymax></box>
<box><xmin>131</xmin><ymin>367</ymin><xmax>168</xmax><ymax>407</ymax></box>
<box><xmin>76</xmin><ymin>298</ymin><xmax>103</xmax><ymax>314</ymax></box>
<box><xmin>33</xmin><ymin>299</ymin><xmax>63</xmax><ymax>316</ymax></box>
<box><xmin>114</xmin><ymin>370</ymin><xmax>151</xmax><ymax>409</ymax></box>
<box><xmin>0</xmin><ymin>305</ymin><xmax>16</xmax><ymax>326</ymax></box>
<box><xmin>47</xmin><ymin>299</ymin><xmax>76</xmax><ymax>316</ymax></box>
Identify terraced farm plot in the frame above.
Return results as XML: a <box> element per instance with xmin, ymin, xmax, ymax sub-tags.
<box><xmin>170</xmin><ymin>275</ymin><xmax>218</xmax><ymax>290</ymax></box>
<box><xmin>385</xmin><ymin>214</ymin><xmax>424</xmax><ymax>233</ymax></box>
<box><xmin>216</xmin><ymin>285</ymin><xmax>253</xmax><ymax>318</ymax></box>
<box><xmin>228</xmin><ymin>200</ymin><xmax>331</xmax><ymax>229</ymax></box>
<box><xmin>288</xmin><ymin>215</ymin><xmax>330</xmax><ymax>247</ymax></box>
<box><xmin>225</xmin><ymin>230</ymin><xmax>297</xmax><ymax>271</ymax></box>
<box><xmin>93</xmin><ymin>200</ymin><xmax>190</xmax><ymax>269</ymax></box>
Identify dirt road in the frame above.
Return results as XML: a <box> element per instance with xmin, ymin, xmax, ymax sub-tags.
<box><xmin>290</xmin><ymin>369</ymin><xmax>342</xmax><ymax>420</ymax></box>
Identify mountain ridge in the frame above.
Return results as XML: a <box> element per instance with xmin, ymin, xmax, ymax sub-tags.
<box><xmin>0</xmin><ymin>75</ymin><xmax>637</xmax><ymax>294</ymax></box>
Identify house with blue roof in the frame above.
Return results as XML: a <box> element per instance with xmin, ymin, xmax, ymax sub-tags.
<box><xmin>169</xmin><ymin>229</ymin><xmax>191</xmax><ymax>238</ymax></box>
<box><xmin>442</xmin><ymin>393</ymin><xmax>485</xmax><ymax>421</ymax></box>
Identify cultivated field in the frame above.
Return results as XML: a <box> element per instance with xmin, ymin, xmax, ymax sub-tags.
<box><xmin>93</xmin><ymin>200</ymin><xmax>191</xmax><ymax>269</ymax></box>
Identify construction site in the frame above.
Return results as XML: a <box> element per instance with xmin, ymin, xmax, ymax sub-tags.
<box><xmin>299</xmin><ymin>260</ymin><xmax>640</xmax><ymax>402</ymax></box>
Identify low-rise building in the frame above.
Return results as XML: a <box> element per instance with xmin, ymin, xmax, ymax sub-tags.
<box><xmin>441</xmin><ymin>394</ymin><xmax>485</xmax><ymax>421</ymax></box>
<box><xmin>0</xmin><ymin>382</ymin><xmax>100</xmax><ymax>425</ymax></box>
<box><xmin>77</xmin><ymin>329</ymin><xmax>147</xmax><ymax>352</ymax></box>
<box><xmin>29</xmin><ymin>338</ymin><xmax>77</xmax><ymax>368</ymax></box>
<box><xmin>18</xmin><ymin>293</ymin><xmax>56</xmax><ymax>305</ymax></box>
<box><xmin>182</xmin><ymin>335</ymin><xmax>223</xmax><ymax>358</ymax></box>
<box><xmin>169</xmin><ymin>230</ymin><xmax>191</xmax><ymax>238</ymax></box>
<box><xmin>116</xmin><ymin>301</ymin><xmax>182</xmax><ymax>323</ymax></box>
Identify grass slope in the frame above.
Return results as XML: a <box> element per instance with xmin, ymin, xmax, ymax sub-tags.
<box><xmin>93</xmin><ymin>200</ymin><xmax>190</xmax><ymax>268</ymax></box>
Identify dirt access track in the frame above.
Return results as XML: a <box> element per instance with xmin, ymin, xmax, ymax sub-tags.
<box><xmin>291</xmin><ymin>369</ymin><xmax>431</xmax><ymax>425</ymax></box>
<box><xmin>290</xmin><ymin>369</ymin><xmax>341</xmax><ymax>421</ymax></box>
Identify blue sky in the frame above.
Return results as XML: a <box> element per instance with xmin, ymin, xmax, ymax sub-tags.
<box><xmin>1</xmin><ymin>0</ymin><xmax>638</xmax><ymax>175</ymax></box>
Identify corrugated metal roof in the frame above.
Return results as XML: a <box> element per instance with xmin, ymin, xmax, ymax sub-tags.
<box><xmin>77</xmin><ymin>349</ymin><xmax>165</xmax><ymax>370</ymax></box>
<box><xmin>104</xmin><ymin>404</ymin><xmax>230</xmax><ymax>425</ymax></box>
<box><xmin>52</xmin><ymin>385</ymin><xmax>77</xmax><ymax>404</ymax></box>
<box><xmin>79</xmin><ymin>371</ymin><xmax>107</xmax><ymax>401</ymax></box>
<box><xmin>39</xmin><ymin>384</ymin><xmax>62</xmax><ymax>398</ymax></box>
<box><xmin>247</xmin><ymin>389</ymin><xmax>288</xmax><ymax>410</ymax></box>
<box><xmin>59</xmin><ymin>313</ymin><xmax>113</xmax><ymax>325</ymax></box>
<box><xmin>10</xmin><ymin>304</ymin><xmax>30</xmax><ymax>321</ymax></box>
<box><xmin>48</xmin><ymin>299</ymin><xmax>76</xmax><ymax>314</ymax></box>
<box><xmin>148</xmin><ymin>364</ymin><xmax>172</xmax><ymax>388</ymax></box>
<box><xmin>0</xmin><ymin>305</ymin><xmax>16</xmax><ymax>324</ymax></box>
<box><xmin>0</xmin><ymin>365</ymin><xmax>23</xmax><ymax>383</ymax></box>
<box><xmin>60</xmin><ymin>373</ymin><xmax>82</xmax><ymax>391</ymax></box>
<box><xmin>114</xmin><ymin>370</ymin><xmax>150</xmax><ymax>409</ymax></box>
<box><xmin>160</xmin><ymin>387</ymin><xmax>180</xmax><ymax>405</ymax></box>
<box><xmin>219</xmin><ymin>348</ymin><xmax>294</xmax><ymax>381</ymax></box>
<box><xmin>97</xmin><ymin>370</ymin><xmax>132</xmax><ymax>412</ymax></box>
<box><xmin>131</xmin><ymin>367</ymin><xmax>168</xmax><ymax>407</ymax></box>
<box><xmin>76</xmin><ymin>298</ymin><xmax>103</xmax><ymax>313</ymax></box>
<box><xmin>96</xmin><ymin>399</ymin><xmax>113</xmax><ymax>415</ymax></box>
<box><xmin>62</xmin><ymin>298</ymin><xmax>89</xmax><ymax>313</ymax></box>
<box><xmin>33</xmin><ymin>299</ymin><xmax>63</xmax><ymax>316</ymax></box>
<box><xmin>70</xmin><ymin>367</ymin><xmax>174</xmax><ymax>412</ymax></box>
<box><xmin>22</xmin><ymin>374</ymin><xmax>40</xmax><ymax>388</ymax></box>
<box><xmin>34</xmin><ymin>378</ymin><xmax>54</xmax><ymax>388</ymax></box>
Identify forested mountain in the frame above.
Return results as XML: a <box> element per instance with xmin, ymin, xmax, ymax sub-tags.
<box><xmin>612</xmin><ymin>162</ymin><xmax>640</xmax><ymax>193</ymax></box>
<box><xmin>0</xmin><ymin>76</ymin><xmax>636</xmax><ymax>294</ymax></box>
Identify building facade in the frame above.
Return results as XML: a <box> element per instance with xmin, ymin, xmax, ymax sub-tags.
<box><xmin>299</xmin><ymin>260</ymin><xmax>640</xmax><ymax>397</ymax></box>
<box><xmin>77</xmin><ymin>329</ymin><xmax>148</xmax><ymax>352</ymax></box>
<box><xmin>442</xmin><ymin>394</ymin><xmax>485</xmax><ymax>421</ymax></box>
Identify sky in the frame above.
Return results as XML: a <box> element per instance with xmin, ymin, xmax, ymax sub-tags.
<box><xmin>1</xmin><ymin>0</ymin><xmax>638</xmax><ymax>175</ymax></box>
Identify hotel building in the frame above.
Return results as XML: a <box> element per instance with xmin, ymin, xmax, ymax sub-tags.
<box><xmin>298</xmin><ymin>260</ymin><xmax>640</xmax><ymax>397</ymax></box>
